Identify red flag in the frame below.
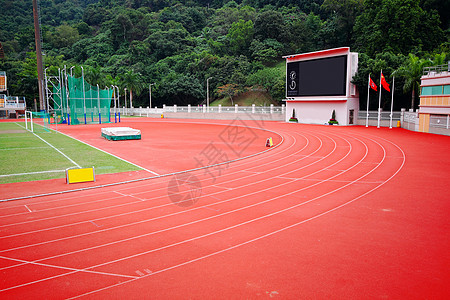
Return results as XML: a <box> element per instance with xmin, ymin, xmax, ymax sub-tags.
<box><xmin>381</xmin><ymin>72</ymin><xmax>390</xmax><ymax>92</ymax></box>
<box><xmin>369</xmin><ymin>76</ymin><xmax>377</xmax><ymax>91</ymax></box>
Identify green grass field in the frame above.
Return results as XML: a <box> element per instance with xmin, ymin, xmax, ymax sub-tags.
<box><xmin>0</xmin><ymin>121</ymin><xmax>141</xmax><ymax>184</ymax></box>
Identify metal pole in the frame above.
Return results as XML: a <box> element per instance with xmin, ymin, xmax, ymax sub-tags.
<box><xmin>44</xmin><ymin>67</ymin><xmax>49</xmax><ymax>112</ymax></box>
<box><xmin>366</xmin><ymin>74</ymin><xmax>370</xmax><ymax>127</ymax></box>
<box><xmin>97</xmin><ymin>84</ymin><xmax>101</xmax><ymax>124</ymax></box>
<box><xmin>111</xmin><ymin>85</ymin><xmax>116</xmax><ymax>114</ymax></box>
<box><xmin>114</xmin><ymin>85</ymin><xmax>117</xmax><ymax>122</ymax></box>
<box><xmin>377</xmin><ymin>70</ymin><xmax>382</xmax><ymax>129</ymax></box>
<box><xmin>32</xmin><ymin>0</ymin><xmax>45</xmax><ymax>111</ymax></box>
<box><xmin>107</xmin><ymin>86</ymin><xmax>110</xmax><ymax>123</ymax></box>
<box><xmin>116</xmin><ymin>86</ymin><xmax>120</xmax><ymax>108</ymax></box>
<box><xmin>117</xmin><ymin>86</ymin><xmax>121</xmax><ymax>122</ymax></box>
<box><xmin>64</xmin><ymin>66</ymin><xmax>71</xmax><ymax>124</ymax></box>
<box><xmin>389</xmin><ymin>76</ymin><xmax>395</xmax><ymax>129</ymax></box>
<box><xmin>70</xmin><ymin>66</ymin><xmax>75</xmax><ymax>77</ymax></box>
<box><xmin>124</xmin><ymin>88</ymin><xmax>127</xmax><ymax>114</ymax></box>
<box><xmin>81</xmin><ymin>66</ymin><xmax>87</xmax><ymax>124</ymax></box>
<box><xmin>207</xmin><ymin>77</ymin><xmax>212</xmax><ymax>111</ymax></box>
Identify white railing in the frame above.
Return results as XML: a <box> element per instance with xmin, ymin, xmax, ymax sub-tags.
<box><xmin>357</xmin><ymin>110</ymin><xmax>402</xmax><ymax>121</ymax></box>
<box><xmin>120</xmin><ymin>104</ymin><xmax>285</xmax><ymax>116</ymax></box>
<box><xmin>402</xmin><ymin>110</ymin><xmax>419</xmax><ymax>131</ymax></box>
<box><xmin>0</xmin><ymin>96</ymin><xmax>26</xmax><ymax>109</ymax></box>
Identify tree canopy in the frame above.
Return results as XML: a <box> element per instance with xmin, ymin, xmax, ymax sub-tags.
<box><xmin>0</xmin><ymin>0</ymin><xmax>448</xmax><ymax>110</ymax></box>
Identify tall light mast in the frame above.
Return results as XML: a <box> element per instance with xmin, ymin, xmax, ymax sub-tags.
<box><xmin>32</xmin><ymin>0</ymin><xmax>45</xmax><ymax>110</ymax></box>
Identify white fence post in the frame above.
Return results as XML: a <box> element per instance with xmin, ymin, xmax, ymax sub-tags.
<box><xmin>400</xmin><ymin>108</ymin><xmax>405</xmax><ymax>127</ymax></box>
<box><xmin>235</xmin><ymin>104</ymin><xmax>238</xmax><ymax>113</ymax></box>
<box><xmin>270</xmin><ymin>104</ymin><xmax>274</xmax><ymax>114</ymax></box>
<box><xmin>188</xmin><ymin>104</ymin><xmax>191</xmax><ymax>113</ymax></box>
<box><xmin>203</xmin><ymin>104</ymin><xmax>206</xmax><ymax>113</ymax></box>
<box><xmin>252</xmin><ymin>104</ymin><xmax>255</xmax><ymax>113</ymax></box>
<box><xmin>174</xmin><ymin>104</ymin><xmax>177</xmax><ymax>112</ymax></box>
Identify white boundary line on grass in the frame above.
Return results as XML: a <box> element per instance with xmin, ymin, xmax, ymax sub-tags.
<box><xmin>33</xmin><ymin>132</ymin><xmax>81</xmax><ymax>168</ymax></box>
<box><xmin>0</xmin><ymin>169</ymin><xmax>66</xmax><ymax>178</ymax></box>
<box><xmin>14</xmin><ymin>122</ymin><xmax>81</xmax><ymax>168</ymax></box>
<box><xmin>56</xmin><ymin>129</ymin><xmax>160</xmax><ymax>176</ymax></box>
<box><xmin>17</xmin><ymin>119</ymin><xmax>159</xmax><ymax>176</ymax></box>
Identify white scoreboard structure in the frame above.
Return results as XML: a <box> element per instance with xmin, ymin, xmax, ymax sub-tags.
<box><xmin>283</xmin><ymin>47</ymin><xmax>359</xmax><ymax>125</ymax></box>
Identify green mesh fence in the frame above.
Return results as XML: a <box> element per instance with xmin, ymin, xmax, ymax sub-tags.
<box><xmin>53</xmin><ymin>75</ymin><xmax>114</xmax><ymax>125</ymax></box>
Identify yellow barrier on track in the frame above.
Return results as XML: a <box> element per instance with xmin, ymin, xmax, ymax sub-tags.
<box><xmin>66</xmin><ymin>167</ymin><xmax>95</xmax><ymax>184</ymax></box>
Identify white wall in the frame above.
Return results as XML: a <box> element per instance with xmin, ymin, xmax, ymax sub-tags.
<box><xmin>286</xmin><ymin>100</ymin><xmax>358</xmax><ymax>125</ymax></box>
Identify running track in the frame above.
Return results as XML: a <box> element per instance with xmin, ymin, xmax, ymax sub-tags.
<box><xmin>0</xmin><ymin>118</ymin><xmax>449</xmax><ymax>299</ymax></box>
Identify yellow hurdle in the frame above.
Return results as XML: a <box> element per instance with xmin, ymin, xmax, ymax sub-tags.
<box><xmin>66</xmin><ymin>167</ymin><xmax>95</xmax><ymax>184</ymax></box>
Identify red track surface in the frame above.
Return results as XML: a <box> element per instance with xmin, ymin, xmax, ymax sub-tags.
<box><xmin>0</xmin><ymin>118</ymin><xmax>449</xmax><ymax>299</ymax></box>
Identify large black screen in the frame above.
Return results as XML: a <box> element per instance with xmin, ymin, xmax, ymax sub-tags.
<box><xmin>287</xmin><ymin>55</ymin><xmax>347</xmax><ymax>97</ymax></box>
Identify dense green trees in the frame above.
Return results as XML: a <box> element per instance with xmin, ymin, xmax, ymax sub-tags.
<box><xmin>0</xmin><ymin>0</ymin><xmax>448</xmax><ymax>110</ymax></box>
<box><xmin>353</xmin><ymin>0</ymin><xmax>444</xmax><ymax>56</ymax></box>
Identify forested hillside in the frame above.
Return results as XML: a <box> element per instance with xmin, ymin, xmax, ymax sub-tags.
<box><xmin>0</xmin><ymin>0</ymin><xmax>449</xmax><ymax>110</ymax></box>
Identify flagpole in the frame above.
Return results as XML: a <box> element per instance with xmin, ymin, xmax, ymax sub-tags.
<box><xmin>389</xmin><ymin>76</ymin><xmax>395</xmax><ymax>129</ymax></box>
<box><xmin>377</xmin><ymin>69</ymin><xmax>382</xmax><ymax>128</ymax></box>
<box><xmin>366</xmin><ymin>74</ymin><xmax>370</xmax><ymax>127</ymax></box>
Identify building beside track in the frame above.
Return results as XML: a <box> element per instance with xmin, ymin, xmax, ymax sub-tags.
<box><xmin>419</xmin><ymin>63</ymin><xmax>450</xmax><ymax>134</ymax></box>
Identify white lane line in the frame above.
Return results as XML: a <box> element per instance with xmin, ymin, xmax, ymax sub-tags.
<box><xmin>0</xmin><ymin>255</ymin><xmax>139</xmax><ymax>293</ymax></box>
<box><xmin>0</xmin><ymin>131</ymin><xmax>332</xmax><ymax>254</ymax></box>
<box><xmin>0</xmin><ymin>132</ymin><xmax>315</xmax><ymax>240</ymax></box>
<box><xmin>70</xmin><ymin>133</ymin><xmax>406</xmax><ymax>299</ymax></box>
<box><xmin>0</xmin><ymin>169</ymin><xmax>66</xmax><ymax>178</ymax></box>
<box><xmin>113</xmin><ymin>191</ymin><xmax>145</xmax><ymax>201</ymax></box>
<box><xmin>0</xmin><ymin>128</ymin><xmax>403</xmax><ymax>295</ymax></box>
<box><xmin>0</xmin><ymin>132</ymin><xmax>347</xmax><ymax>261</ymax></box>
<box><xmin>0</xmin><ymin>131</ymin><xmax>299</xmax><ymax>228</ymax></box>
<box><xmin>24</xmin><ymin>205</ymin><xmax>32</xmax><ymax>213</ymax></box>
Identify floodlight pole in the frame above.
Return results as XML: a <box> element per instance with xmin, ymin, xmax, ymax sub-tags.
<box><xmin>97</xmin><ymin>84</ymin><xmax>101</xmax><ymax>124</ymax></box>
<box><xmin>124</xmin><ymin>88</ymin><xmax>127</xmax><ymax>112</ymax></box>
<box><xmin>44</xmin><ymin>67</ymin><xmax>49</xmax><ymax>113</ymax></box>
<box><xmin>116</xmin><ymin>86</ymin><xmax>121</xmax><ymax>122</ymax></box>
<box><xmin>81</xmin><ymin>66</ymin><xmax>87</xmax><ymax>124</ymax></box>
<box><xmin>32</xmin><ymin>0</ymin><xmax>45</xmax><ymax>111</ymax></box>
<box><xmin>107</xmin><ymin>86</ymin><xmax>111</xmax><ymax>123</ymax></box>
<box><xmin>116</xmin><ymin>86</ymin><xmax>120</xmax><ymax>107</ymax></box>
<box><xmin>207</xmin><ymin>77</ymin><xmax>212</xmax><ymax>111</ymax></box>
<box><xmin>114</xmin><ymin>85</ymin><xmax>120</xmax><ymax>117</ymax></box>
<box><xmin>149</xmin><ymin>83</ymin><xmax>155</xmax><ymax>109</ymax></box>
<box><xmin>112</xmin><ymin>85</ymin><xmax>117</xmax><ymax>123</ymax></box>
<box><xmin>111</xmin><ymin>85</ymin><xmax>116</xmax><ymax>113</ymax></box>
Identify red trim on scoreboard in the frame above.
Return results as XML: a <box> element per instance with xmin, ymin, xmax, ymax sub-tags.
<box><xmin>283</xmin><ymin>47</ymin><xmax>350</xmax><ymax>62</ymax></box>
